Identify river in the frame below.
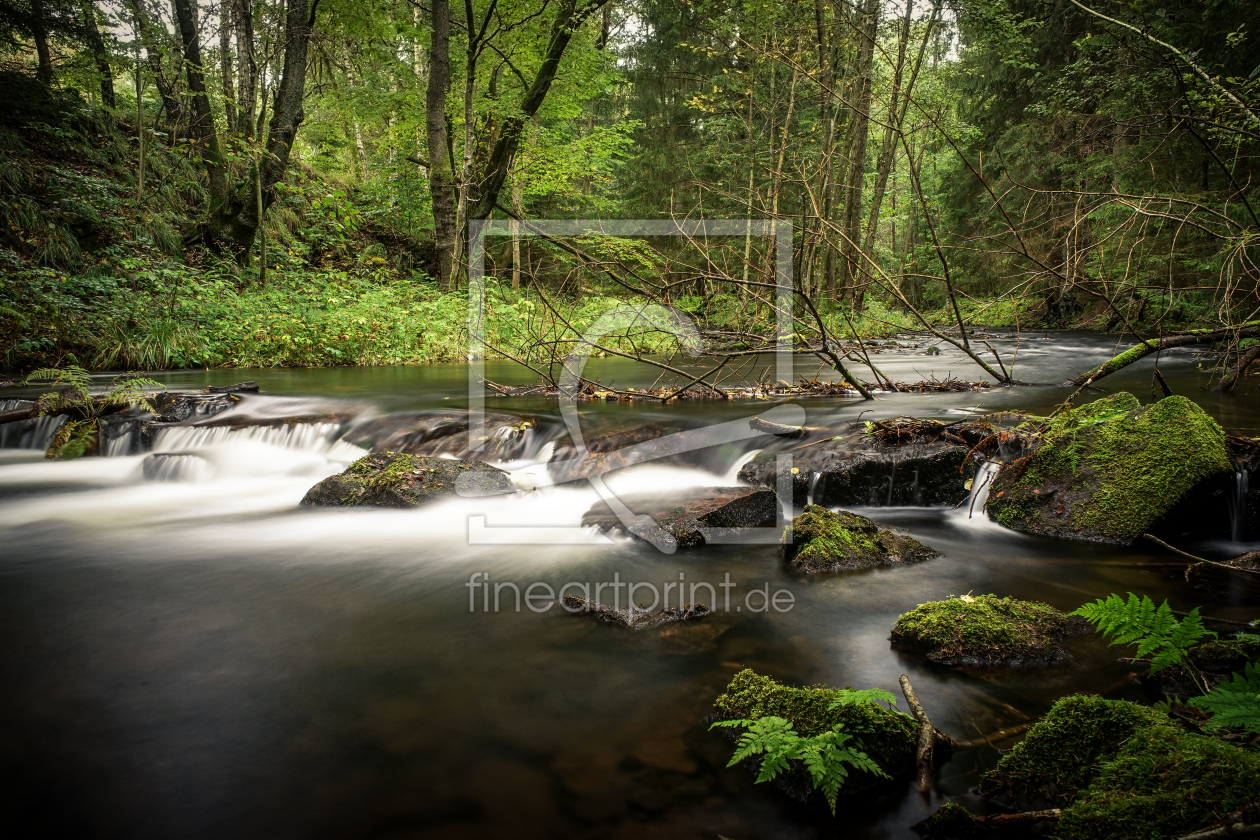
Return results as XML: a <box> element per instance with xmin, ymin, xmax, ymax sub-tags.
<box><xmin>1</xmin><ymin>331</ymin><xmax>1257</xmax><ymax>839</ymax></box>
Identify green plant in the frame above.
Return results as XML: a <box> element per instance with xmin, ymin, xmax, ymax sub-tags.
<box><xmin>1189</xmin><ymin>663</ymin><xmax>1260</xmax><ymax>734</ymax></box>
<box><xmin>710</xmin><ymin>715</ymin><xmax>889</xmax><ymax>814</ymax></box>
<box><xmin>1072</xmin><ymin>593</ymin><xmax>1216</xmax><ymax>693</ymax></box>
<box><xmin>25</xmin><ymin>366</ymin><xmax>164</xmax><ymax>459</ymax></box>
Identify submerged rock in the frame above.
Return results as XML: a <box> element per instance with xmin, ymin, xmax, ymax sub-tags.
<box><xmin>738</xmin><ymin>435</ymin><xmax>971</xmax><ymax>507</ymax></box>
<box><xmin>891</xmin><ymin>595</ymin><xmax>1084</xmax><ymax>667</ymax></box>
<box><xmin>709</xmin><ymin>669</ymin><xmax>916</xmax><ymax>802</ymax></box>
<box><xmin>782</xmin><ymin>505</ymin><xmax>937</xmax><ymax>573</ymax></box>
<box><xmin>561</xmin><ymin>594</ymin><xmax>709</xmax><ymax>629</ymax></box>
<box><xmin>300</xmin><ymin>451</ymin><xmax>513</xmax><ymax>508</ymax></box>
<box><xmin>986</xmin><ymin>393</ymin><xmax>1233</xmax><ymax>545</ymax></box>
<box><xmin>580</xmin><ymin>486</ymin><xmax>778</xmax><ymax>548</ymax></box>
<box><xmin>979</xmin><ymin>694</ymin><xmax>1260</xmax><ymax>839</ymax></box>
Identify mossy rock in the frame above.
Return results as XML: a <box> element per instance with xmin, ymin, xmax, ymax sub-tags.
<box><xmin>911</xmin><ymin>802</ymin><xmax>985</xmax><ymax>839</ymax></box>
<box><xmin>300</xmin><ymin>451</ymin><xmax>513</xmax><ymax>508</ymax></box>
<box><xmin>782</xmin><ymin>505</ymin><xmax>937</xmax><ymax>573</ymax></box>
<box><xmin>710</xmin><ymin>669</ymin><xmax>917</xmax><ymax>801</ymax></box>
<box><xmin>981</xmin><ymin>694</ymin><xmax>1260</xmax><ymax>840</ymax></box>
<box><xmin>891</xmin><ymin>595</ymin><xmax>1083</xmax><ymax>666</ymax></box>
<box><xmin>986</xmin><ymin>393</ymin><xmax>1232</xmax><ymax>545</ymax></box>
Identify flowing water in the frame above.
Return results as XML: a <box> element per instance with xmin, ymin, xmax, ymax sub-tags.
<box><xmin>1</xmin><ymin>332</ymin><xmax>1258</xmax><ymax>839</ymax></box>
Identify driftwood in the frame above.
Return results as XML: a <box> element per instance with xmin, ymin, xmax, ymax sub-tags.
<box><xmin>748</xmin><ymin>416</ymin><xmax>804</xmax><ymax>438</ymax></box>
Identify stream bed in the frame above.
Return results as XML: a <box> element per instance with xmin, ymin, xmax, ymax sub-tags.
<box><xmin>1</xmin><ymin>331</ymin><xmax>1258</xmax><ymax>839</ymax></box>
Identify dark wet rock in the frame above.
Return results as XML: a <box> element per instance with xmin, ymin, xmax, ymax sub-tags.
<box><xmin>301</xmin><ymin>451</ymin><xmax>513</xmax><ymax>508</ymax></box>
<box><xmin>986</xmin><ymin>393</ymin><xmax>1233</xmax><ymax>545</ymax></box>
<box><xmin>738</xmin><ymin>435</ymin><xmax>971</xmax><ymax>507</ymax></box>
<box><xmin>547</xmin><ymin>420</ymin><xmax>722</xmax><ymax>484</ymax></box>
<box><xmin>581</xmin><ymin>486</ymin><xmax>777</xmax><ymax>548</ymax></box>
<box><xmin>150</xmin><ymin>391</ymin><xmax>235</xmax><ymax>423</ymax></box>
<box><xmin>979</xmin><ymin>694</ymin><xmax>1260</xmax><ymax>840</ymax></box>
<box><xmin>1227</xmin><ymin>550</ymin><xmax>1260</xmax><ymax>571</ymax></box>
<box><xmin>1142</xmin><ymin>636</ymin><xmax>1260</xmax><ymax>697</ymax></box>
<box><xmin>561</xmin><ymin>594</ymin><xmax>709</xmax><ymax>629</ymax></box>
<box><xmin>782</xmin><ymin>505</ymin><xmax>936</xmax><ymax>573</ymax></box>
<box><xmin>342</xmin><ymin>410</ymin><xmax>546</xmax><ymax>462</ymax></box>
<box><xmin>708</xmin><ymin>669</ymin><xmax>916</xmax><ymax>803</ymax></box>
<box><xmin>891</xmin><ymin>595</ymin><xmax>1087</xmax><ymax>667</ymax></box>
<box><xmin>204</xmin><ymin>381</ymin><xmax>260</xmax><ymax>394</ymax></box>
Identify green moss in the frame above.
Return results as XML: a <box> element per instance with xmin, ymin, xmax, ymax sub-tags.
<box><xmin>988</xmin><ymin>394</ymin><xmax>1232</xmax><ymax>544</ymax></box>
<box><xmin>891</xmin><ymin>595</ymin><xmax>1074</xmax><ymax>665</ymax></box>
<box><xmin>913</xmin><ymin>802</ymin><xmax>984</xmax><ymax>839</ymax></box>
<box><xmin>782</xmin><ymin>505</ymin><xmax>936</xmax><ymax>573</ymax></box>
<box><xmin>302</xmin><ymin>451</ymin><xmax>512</xmax><ymax>508</ymax></box>
<box><xmin>711</xmin><ymin>669</ymin><xmax>917</xmax><ymax>778</ymax></box>
<box><xmin>980</xmin><ymin>695</ymin><xmax>1168</xmax><ymax>809</ymax></box>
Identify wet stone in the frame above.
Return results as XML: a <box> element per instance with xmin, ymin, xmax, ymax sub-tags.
<box><xmin>581</xmin><ymin>486</ymin><xmax>778</xmax><ymax>549</ymax></box>
<box><xmin>782</xmin><ymin>505</ymin><xmax>937</xmax><ymax>573</ymax></box>
<box><xmin>301</xmin><ymin>451</ymin><xmax>514</xmax><ymax>508</ymax></box>
<box><xmin>561</xmin><ymin>595</ymin><xmax>710</xmax><ymax>629</ymax></box>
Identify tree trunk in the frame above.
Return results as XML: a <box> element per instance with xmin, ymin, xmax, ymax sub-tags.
<box><xmin>171</xmin><ymin>0</ymin><xmax>228</xmax><ymax>209</ymax></box>
<box><xmin>468</xmin><ymin>0</ymin><xmax>611</xmax><ymax>221</ymax></box>
<box><xmin>234</xmin><ymin>0</ymin><xmax>256</xmax><ymax>139</ymax></box>
<box><xmin>30</xmin><ymin>0</ymin><xmax>53</xmax><ymax>85</ymax></box>
<box><xmin>427</xmin><ymin>0</ymin><xmax>457</xmax><ymax>289</ymax></box>
<box><xmin>78</xmin><ymin>0</ymin><xmax>115</xmax><ymax>107</ymax></box>
<box><xmin>838</xmin><ymin>0</ymin><xmax>878</xmax><ymax>305</ymax></box>
<box><xmin>124</xmin><ymin>0</ymin><xmax>184</xmax><ymax>129</ymax></box>
<box><xmin>208</xmin><ymin>0</ymin><xmax>317</xmax><ymax>259</ymax></box>
<box><xmin>219</xmin><ymin>0</ymin><xmax>237</xmax><ymax>134</ymax></box>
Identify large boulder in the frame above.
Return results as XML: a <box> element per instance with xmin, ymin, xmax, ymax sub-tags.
<box><xmin>301</xmin><ymin>451</ymin><xmax>513</xmax><ymax>508</ymax></box>
<box><xmin>986</xmin><ymin>393</ymin><xmax>1233</xmax><ymax>544</ymax></box>
<box><xmin>581</xmin><ymin>486</ymin><xmax>777</xmax><ymax>548</ymax></box>
<box><xmin>891</xmin><ymin>595</ymin><xmax>1084</xmax><ymax>667</ymax></box>
<box><xmin>979</xmin><ymin>694</ymin><xmax>1260</xmax><ymax>840</ymax></box>
<box><xmin>782</xmin><ymin>505</ymin><xmax>936</xmax><ymax>574</ymax></box>
<box><xmin>738</xmin><ymin>436</ymin><xmax>971</xmax><ymax>507</ymax></box>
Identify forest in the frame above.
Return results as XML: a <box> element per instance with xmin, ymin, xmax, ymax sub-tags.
<box><xmin>2</xmin><ymin>2</ymin><xmax>1260</xmax><ymax>839</ymax></box>
<box><xmin>0</xmin><ymin>0</ymin><xmax>1256</xmax><ymax>389</ymax></box>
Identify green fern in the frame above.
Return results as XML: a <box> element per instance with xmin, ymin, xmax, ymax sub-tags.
<box><xmin>1189</xmin><ymin>663</ymin><xmax>1260</xmax><ymax>734</ymax></box>
<box><xmin>23</xmin><ymin>367</ymin><xmax>164</xmax><ymax>459</ymax></box>
<box><xmin>828</xmin><ymin>687</ymin><xmax>909</xmax><ymax>715</ymax></box>
<box><xmin>1072</xmin><ymin>593</ymin><xmax>1216</xmax><ymax>686</ymax></box>
<box><xmin>711</xmin><ymin>715</ymin><xmax>890</xmax><ymax>814</ymax></box>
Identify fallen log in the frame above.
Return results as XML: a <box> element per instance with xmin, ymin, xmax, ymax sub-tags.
<box><xmin>1064</xmin><ymin>322</ymin><xmax>1260</xmax><ymax>388</ymax></box>
<box><xmin>1215</xmin><ymin>344</ymin><xmax>1260</xmax><ymax>392</ymax></box>
<box><xmin>748</xmin><ymin>416</ymin><xmax>804</xmax><ymax>438</ymax></box>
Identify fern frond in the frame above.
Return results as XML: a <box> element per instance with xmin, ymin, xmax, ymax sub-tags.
<box><xmin>1189</xmin><ymin>663</ymin><xmax>1260</xmax><ymax>733</ymax></box>
<box><xmin>828</xmin><ymin>687</ymin><xmax>902</xmax><ymax>712</ymax></box>
<box><xmin>25</xmin><ymin>365</ymin><xmax>93</xmax><ymax>391</ymax></box>
<box><xmin>1073</xmin><ymin>593</ymin><xmax>1215</xmax><ymax>674</ymax></box>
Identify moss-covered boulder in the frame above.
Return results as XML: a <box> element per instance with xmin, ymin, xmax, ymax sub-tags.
<box><xmin>986</xmin><ymin>393</ymin><xmax>1232</xmax><ymax>545</ymax></box>
<box><xmin>300</xmin><ymin>451</ymin><xmax>513</xmax><ymax>507</ymax></box>
<box><xmin>980</xmin><ymin>694</ymin><xmax>1260</xmax><ymax>840</ymax></box>
<box><xmin>891</xmin><ymin>595</ymin><xmax>1083</xmax><ymax>666</ymax></box>
<box><xmin>782</xmin><ymin>505</ymin><xmax>937</xmax><ymax>573</ymax></box>
<box><xmin>710</xmin><ymin>669</ymin><xmax>917</xmax><ymax>802</ymax></box>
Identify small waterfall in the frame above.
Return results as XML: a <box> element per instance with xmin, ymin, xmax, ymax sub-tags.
<box><xmin>153</xmin><ymin>422</ymin><xmax>348</xmax><ymax>454</ymax></box>
<box><xmin>807</xmin><ymin>471</ymin><xmax>822</xmax><ymax>506</ymax></box>
<box><xmin>143</xmin><ymin>453</ymin><xmax>211</xmax><ymax>483</ymax></box>
<box><xmin>0</xmin><ymin>399</ymin><xmax>68</xmax><ymax>451</ymax></box>
<box><xmin>1229</xmin><ymin>470</ymin><xmax>1249</xmax><ymax>542</ymax></box>
<box><xmin>965</xmin><ymin>461</ymin><xmax>1001</xmax><ymax>520</ymax></box>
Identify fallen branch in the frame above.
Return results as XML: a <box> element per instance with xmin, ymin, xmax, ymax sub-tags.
<box><xmin>1064</xmin><ymin>322</ymin><xmax>1260</xmax><ymax>388</ymax></box>
<box><xmin>947</xmin><ymin>719</ymin><xmax>1036</xmax><ymax>749</ymax></box>
<box><xmin>979</xmin><ymin>809</ymin><xmax>1062</xmax><ymax>826</ymax></box>
<box><xmin>1215</xmin><ymin>344</ymin><xmax>1260</xmax><ymax>392</ymax></box>
<box><xmin>749</xmin><ymin>416</ymin><xmax>804</xmax><ymax>438</ymax></box>
<box><xmin>1179</xmin><ymin>822</ymin><xmax>1260</xmax><ymax>840</ymax></box>
<box><xmin>1143</xmin><ymin>534</ymin><xmax>1260</xmax><ymax>578</ymax></box>
<box><xmin>899</xmin><ymin>674</ymin><xmax>939</xmax><ymax>792</ymax></box>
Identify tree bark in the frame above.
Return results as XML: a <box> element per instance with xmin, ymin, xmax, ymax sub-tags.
<box><xmin>124</xmin><ymin>0</ymin><xmax>184</xmax><ymax>129</ymax></box>
<box><xmin>234</xmin><ymin>0</ymin><xmax>256</xmax><ymax>139</ymax></box>
<box><xmin>219</xmin><ymin>0</ymin><xmax>237</xmax><ymax>134</ymax></box>
<box><xmin>427</xmin><ymin>0</ymin><xmax>457</xmax><ymax>289</ymax></box>
<box><xmin>1214</xmin><ymin>343</ymin><xmax>1260</xmax><ymax>392</ymax></box>
<box><xmin>78</xmin><ymin>0</ymin><xmax>115</xmax><ymax>107</ymax></box>
<box><xmin>171</xmin><ymin>0</ymin><xmax>228</xmax><ymax>208</ymax></box>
